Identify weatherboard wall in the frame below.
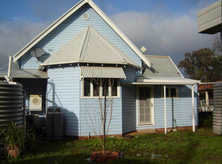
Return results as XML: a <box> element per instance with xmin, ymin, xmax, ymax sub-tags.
<box><xmin>79</xmin><ymin>97</ymin><xmax>122</xmax><ymax>136</ymax></box>
<box><xmin>122</xmin><ymin>84</ymin><xmax>136</xmax><ymax>134</ymax></box>
<box><xmin>19</xmin><ymin>4</ymin><xmax>141</xmax><ymax>69</ymax></box>
<box><xmin>136</xmin><ymin>85</ymin><xmax>198</xmax><ymax>131</ymax></box>
<box><xmin>121</xmin><ymin>67</ymin><xmax>137</xmax><ymax>83</ymax></box>
<box><xmin>46</xmin><ymin>66</ymin><xmax>80</xmax><ymax>136</ymax></box>
<box><xmin>121</xmin><ymin>67</ymin><xmax>137</xmax><ymax>134</ymax></box>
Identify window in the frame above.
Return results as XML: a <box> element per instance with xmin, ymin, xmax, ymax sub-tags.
<box><xmin>82</xmin><ymin>78</ymin><xmax>119</xmax><ymax>97</ymax></box>
<box><xmin>84</xmin><ymin>78</ymin><xmax>90</xmax><ymax>97</ymax></box>
<box><xmin>162</xmin><ymin>86</ymin><xmax>178</xmax><ymax>98</ymax></box>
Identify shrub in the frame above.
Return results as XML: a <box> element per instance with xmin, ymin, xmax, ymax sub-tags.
<box><xmin>0</xmin><ymin>121</ymin><xmax>36</xmax><ymax>157</ymax></box>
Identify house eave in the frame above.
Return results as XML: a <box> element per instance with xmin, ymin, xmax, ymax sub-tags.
<box><xmin>123</xmin><ymin>82</ymin><xmax>200</xmax><ymax>85</ymax></box>
<box><xmin>40</xmin><ymin>61</ymin><xmax>142</xmax><ymax>69</ymax></box>
<box><xmin>123</xmin><ymin>77</ymin><xmax>201</xmax><ymax>85</ymax></box>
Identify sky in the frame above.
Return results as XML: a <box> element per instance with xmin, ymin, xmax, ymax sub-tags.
<box><xmin>0</xmin><ymin>0</ymin><xmax>219</xmax><ymax>70</ymax></box>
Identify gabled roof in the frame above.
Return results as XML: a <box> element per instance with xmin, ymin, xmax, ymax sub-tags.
<box><xmin>13</xmin><ymin>0</ymin><xmax>150</xmax><ymax>67</ymax></box>
<box><xmin>0</xmin><ymin>69</ymin><xmax>48</xmax><ymax>79</ymax></box>
<box><xmin>41</xmin><ymin>26</ymin><xmax>140</xmax><ymax>68</ymax></box>
<box><xmin>143</xmin><ymin>55</ymin><xmax>183</xmax><ymax>78</ymax></box>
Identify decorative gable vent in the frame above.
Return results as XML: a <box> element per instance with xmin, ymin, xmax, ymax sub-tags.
<box><xmin>30</xmin><ymin>95</ymin><xmax>42</xmax><ymax>111</ymax></box>
<box><xmin>82</xmin><ymin>13</ymin><xmax>90</xmax><ymax>20</ymax></box>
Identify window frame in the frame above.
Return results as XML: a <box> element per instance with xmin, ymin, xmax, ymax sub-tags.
<box><xmin>161</xmin><ymin>86</ymin><xmax>179</xmax><ymax>98</ymax></box>
<box><xmin>82</xmin><ymin>78</ymin><xmax>120</xmax><ymax>98</ymax></box>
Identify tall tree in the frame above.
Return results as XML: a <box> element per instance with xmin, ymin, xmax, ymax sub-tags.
<box><xmin>178</xmin><ymin>48</ymin><xmax>221</xmax><ymax>82</ymax></box>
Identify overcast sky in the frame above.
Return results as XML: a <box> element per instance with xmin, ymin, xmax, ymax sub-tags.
<box><xmin>0</xmin><ymin>0</ymin><xmax>218</xmax><ymax>69</ymax></box>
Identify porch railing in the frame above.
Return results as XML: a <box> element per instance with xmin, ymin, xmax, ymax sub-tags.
<box><xmin>198</xmin><ymin>100</ymin><xmax>213</xmax><ymax>112</ymax></box>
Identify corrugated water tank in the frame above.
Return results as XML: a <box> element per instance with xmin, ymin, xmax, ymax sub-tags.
<box><xmin>213</xmin><ymin>82</ymin><xmax>222</xmax><ymax>134</ymax></box>
<box><xmin>0</xmin><ymin>81</ymin><xmax>24</xmax><ymax>125</ymax></box>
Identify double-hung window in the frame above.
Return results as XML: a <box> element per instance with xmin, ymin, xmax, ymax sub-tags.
<box><xmin>83</xmin><ymin>78</ymin><xmax>119</xmax><ymax>97</ymax></box>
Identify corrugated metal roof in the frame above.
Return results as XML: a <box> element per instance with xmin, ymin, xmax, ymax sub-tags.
<box><xmin>41</xmin><ymin>26</ymin><xmax>140</xmax><ymax>69</ymax></box>
<box><xmin>81</xmin><ymin>66</ymin><xmax>126</xmax><ymax>79</ymax></box>
<box><xmin>0</xmin><ymin>69</ymin><xmax>48</xmax><ymax>79</ymax></box>
<box><xmin>143</xmin><ymin>55</ymin><xmax>183</xmax><ymax>78</ymax></box>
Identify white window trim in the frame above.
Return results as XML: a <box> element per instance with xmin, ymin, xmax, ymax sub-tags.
<box><xmin>161</xmin><ymin>86</ymin><xmax>179</xmax><ymax>98</ymax></box>
<box><xmin>136</xmin><ymin>86</ymin><xmax>155</xmax><ymax>126</ymax></box>
<box><xmin>81</xmin><ymin>78</ymin><xmax>120</xmax><ymax>98</ymax></box>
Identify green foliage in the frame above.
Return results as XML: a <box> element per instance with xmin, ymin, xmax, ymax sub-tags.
<box><xmin>0</xmin><ymin>122</ymin><xmax>36</xmax><ymax>157</ymax></box>
<box><xmin>0</xmin><ymin>122</ymin><xmax>26</xmax><ymax>153</ymax></box>
<box><xmin>178</xmin><ymin>48</ymin><xmax>222</xmax><ymax>82</ymax></box>
<box><xmin>213</xmin><ymin>33</ymin><xmax>222</xmax><ymax>56</ymax></box>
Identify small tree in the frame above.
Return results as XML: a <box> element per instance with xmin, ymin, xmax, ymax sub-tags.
<box><xmin>85</xmin><ymin>78</ymin><xmax>115</xmax><ymax>155</ymax></box>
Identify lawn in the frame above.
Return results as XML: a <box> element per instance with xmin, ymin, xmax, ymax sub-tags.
<box><xmin>1</xmin><ymin>113</ymin><xmax>221</xmax><ymax>164</ymax></box>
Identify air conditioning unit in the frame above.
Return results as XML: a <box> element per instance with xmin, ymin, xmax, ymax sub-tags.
<box><xmin>30</xmin><ymin>95</ymin><xmax>42</xmax><ymax>111</ymax></box>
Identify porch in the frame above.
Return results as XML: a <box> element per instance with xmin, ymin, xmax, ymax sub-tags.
<box><xmin>123</xmin><ymin>76</ymin><xmax>200</xmax><ymax>134</ymax></box>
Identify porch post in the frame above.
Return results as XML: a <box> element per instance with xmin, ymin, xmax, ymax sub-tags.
<box><xmin>164</xmin><ymin>85</ymin><xmax>167</xmax><ymax>134</ymax></box>
<box><xmin>192</xmin><ymin>84</ymin><xmax>195</xmax><ymax>132</ymax></box>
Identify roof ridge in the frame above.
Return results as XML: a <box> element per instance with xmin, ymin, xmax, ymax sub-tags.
<box><xmin>87</xmin><ymin>26</ymin><xmax>140</xmax><ymax>67</ymax></box>
<box><xmin>89</xmin><ymin>26</ymin><xmax>125</xmax><ymax>62</ymax></box>
<box><xmin>79</xmin><ymin>25</ymin><xmax>90</xmax><ymax>61</ymax></box>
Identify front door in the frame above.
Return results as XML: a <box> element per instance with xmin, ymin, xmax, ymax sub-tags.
<box><xmin>139</xmin><ymin>87</ymin><xmax>152</xmax><ymax>124</ymax></box>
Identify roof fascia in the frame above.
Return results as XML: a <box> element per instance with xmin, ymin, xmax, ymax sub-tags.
<box><xmin>123</xmin><ymin>82</ymin><xmax>199</xmax><ymax>85</ymax></box>
<box><xmin>40</xmin><ymin>61</ymin><xmax>142</xmax><ymax>69</ymax></box>
<box><xmin>13</xmin><ymin>0</ymin><xmax>86</xmax><ymax>61</ymax></box>
<box><xmin>135</xmin><ymin>78</ymin><xmax>200</xmax><ymax>85</ymax></box>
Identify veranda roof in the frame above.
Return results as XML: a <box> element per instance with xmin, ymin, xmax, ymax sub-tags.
<box><xmin>143</xmin><ymin>55</ymin><xmax>183</xmax><ymax>78</ymax></box>
<box><xmin>123</xmin><ymin>77</ymin><xmax>200</xmax><ymax>85</ymax></box>
<box><xmin>80</xmin><ymin>66</ymin><xmax>126</xmax><ymax>79</ymax></box>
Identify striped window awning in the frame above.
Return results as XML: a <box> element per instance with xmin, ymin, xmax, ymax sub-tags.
<box><xmin>80</xmin><ymin>66</ymin><xmax>126</xmax><ymax>79</ymax></box>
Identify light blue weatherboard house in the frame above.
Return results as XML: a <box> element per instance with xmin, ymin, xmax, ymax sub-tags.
<box><xmin>10</xmin><ymin>0</ymin><xmax>200</xmax><ymax>136</ymax></box>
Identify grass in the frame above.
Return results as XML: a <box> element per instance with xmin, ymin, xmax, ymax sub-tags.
<box><xmin>1</xmin><ymin>113</ymin><xmax>221</xmax><ymax>164</ymax></box>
